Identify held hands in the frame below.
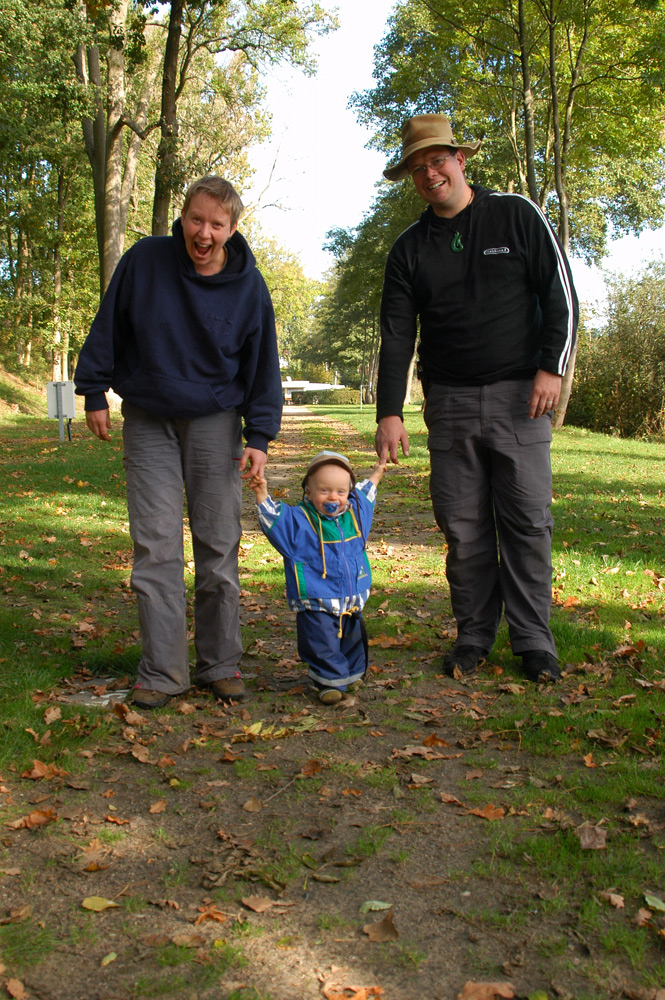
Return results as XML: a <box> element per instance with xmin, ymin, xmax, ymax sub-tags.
<box><xmin>246</xmin><ymin>472</ymin><xmax>268</xmax><ymax>505</ymax></box>
<box><xmin>238</xmin><ymin>447</ymin><xmax>267</xmax><ymax>480</ymax></box>
<box><xmin>368</xmin><ymin>459</ymin><xmax>389</xmax><ymax>487</ymax></box>
<box><xmin>239</xmin><ymin>448</ymin><xmax>269</xmax><ymax>503</ymax></box>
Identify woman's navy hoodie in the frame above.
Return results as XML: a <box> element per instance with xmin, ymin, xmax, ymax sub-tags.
<box><xmin>74</xmin><ymin>218</ymin><xmax>282</xmax><ymax>451</ymax></box>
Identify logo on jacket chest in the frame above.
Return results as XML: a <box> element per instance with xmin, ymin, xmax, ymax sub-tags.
<box><xmin>483</xmin><ymin>246</ymin><xmax>510</xmax><ymax>255</ymax></box>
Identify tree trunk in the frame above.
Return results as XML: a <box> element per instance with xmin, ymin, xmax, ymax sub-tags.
<box><xmin>153</xmin><ymin>0</ymin><xmax>185</xmax><ymax>236</ymax></box>
<box><xmin>547</xmin><ymin>2</ymin><xmax>586</xmax><ymax>430</ymax></box>
<box><xmin>74</xmin><ymin>41</ymin><xmax>106</xmax><ymax>288</ymax></box>
<box><xmin>404</xmin><ymin>350</ymin><xmax>417</xmax><ymax>407</ymax></box>
<box><xmin>518</xmin><ymin>0</ymin><xmax>539</xmax><ymax>203</ymax></box>
<box><xmin>75</xmin><ymin>1</ymin><xmax>153</xmax><ymax>299</ymax></box>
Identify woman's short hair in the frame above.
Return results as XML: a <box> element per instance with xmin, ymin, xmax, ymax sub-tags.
<box><xmin>182</xmin><ymin>176</ymin><xmax>244</xmax><ymax>226</ymax></box>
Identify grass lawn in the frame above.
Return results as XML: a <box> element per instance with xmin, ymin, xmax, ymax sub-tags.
<box><xmin>1</xmin><ymin>393</ymin><xmax>664</xmax><ymax>1000</ymax></box>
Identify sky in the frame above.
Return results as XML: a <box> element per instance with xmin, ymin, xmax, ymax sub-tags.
<box><xmin>245</xmin><ymin>0</ymin><xmax>665</xmax><ymax>316</ymax></box>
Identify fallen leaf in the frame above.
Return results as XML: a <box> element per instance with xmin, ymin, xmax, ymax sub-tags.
<box><xmin>466</xmin><ymin>804</ymin><xmax>506</xmax><ymax>821</ymax></box>
<box><xmin>576</xmin><ymin>823</ymin><xmax>607</xmax><ymax>850</ymax></box>
<box><xmin>359</xmin><ymin>900</ymin><xmax>392</xmax><ymax>914</ymax></box>
<box><xmin>408</xmin><ymin>773</ymin><xmax>433</xmax><ymax>787</ymax></box>
<box><xmin>81</xmin><ymin>896</ymin><xmax>120</xmax><ymax>911</ymax></box>
<box><xmin>6</xmin><ymin>808</ymin><xmax>57</xmax><ymax>830</ymax></box>
<box><xmin>300</xmin><ymin>759</ymin><xmax>323</xmax><ymax>777</ymax></box>
<box><xmin>177</xmin><ymin>701</ymin><xmax>197</xmax><ymax>715</ymax></box>
<box><xmin>100</xmin><ymin>952</ymin><xmax>117</xmax><ymax>967</ymax></box>
<box><xmin>194</xmin><ymin>904</ymin><xmax>227</xmax><ymax>925</ymax></box>
<box><xmin>171</xmin><ymin>932</ymin><xmax>207</xmax><ymax>947</ymax></box>
<box><xmin>242</xmin><ymin>795</ymin><xmax>262</xmax><ymax>813</ymax></box>
<box><xmin>498</xmin><ymin>683</ymin><xmax>525</xmax><ymax>695</ymax></box>
<box><xmin>457</xmin><ymin>983</ymin><xmax>515</xmax><ymax>1000</ymax></box>
<box><xmin>362</xmin><ymin>908</ymin><xmax>398</xmax><ymax>942</ymax></box>
<box><xmin>598</xmin><ymin>890</ymin><xmax>624</xmax><ymax>909</ymax></box>
<box><xmin>43</xmin><ymin>706</ymin><xmax>61</xmax><ymax>725</ymax></box>
<box><xmin>241</xmin><ymin>896</ymin><xmax>275</xmax><ymax>913</ymax></box>
<box><xmin>633</xmin><ymin>907</ymin><xmax>652</xmax><ymax>926</ymax></box>
<box><xmin>465</xmin><ymin>769</ymin><xmax>483</xmax><ymax>781</ymax></box>
<box><xmin>21</xmin><ymin>760</ymin><xmax>68</xmax><ymax>780</ymax></box>
<box><xmin>422</xmin><ymin>734</ymin><xmax>449</xmax><ymax>747</ymax></box>
<box><xmin>5</xmin><ymin>980</ymin><xmax>29</xmax><ymax>1000</ymax></box>
<box><xmin>0</xmin><ymin>905</ymin><xmax>31</xmax><ymax>925</ymax></box>
<box><xmin>644</xmin><ymin>892</ymin><xmax>665</xmax><ymax>912</ymax></box>
<box><xmin>149</xmin><ymin>800</ymin><xmax>166</xmax><ymax>814</ymax></box>
<box><xmin>440</xmin><ymin>792</ymin><xmax>463</xmax><ymax>805</ymax></box>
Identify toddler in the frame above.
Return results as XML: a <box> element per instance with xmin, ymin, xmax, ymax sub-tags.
<box><xmin>248</xmin><ymin>450</ymin><xmax>386</xmax><ymax>704</ymax></box>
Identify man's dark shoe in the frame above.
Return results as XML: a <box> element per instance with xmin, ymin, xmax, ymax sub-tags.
<box><xmin>443</xmin><ymin>645</ymin><xmax>486</xmax><ymax>679</ymax></box>
<box><xmin>521</xmin><ymin>650</ymin><xmax>561</xmax><ymax>683</ymax></box>
<box><xmin>130</xmin><ymin>687</ymin><xmax>173</xmax><ymax>709</ymax></box>
<box><xmin>207</xmin><ymin>674</ymin><xmax>245</xmax><ymax>703</ymax></box>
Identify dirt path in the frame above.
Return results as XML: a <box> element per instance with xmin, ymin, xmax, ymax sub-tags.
<box><xmin>0</xmin><ymin>409</ymin><xmax>644</xmax><ymax>1000</ymax></box>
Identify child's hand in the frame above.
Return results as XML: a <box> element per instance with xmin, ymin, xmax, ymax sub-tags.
<box><xmin>247</xmin><ymin>473</ymin><xmax>268</xmax><ymax>505</ymax></box>
<box><xmin>368</xmin><ymin>459</ymin><xmax>388</xmax><ymax>486</ymax></box>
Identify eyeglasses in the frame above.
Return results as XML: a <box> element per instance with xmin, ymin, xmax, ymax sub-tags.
<box><xmin>409</xmin><ymin>152</ymin><xmax>457</xmax><ymax>178</ymax></box>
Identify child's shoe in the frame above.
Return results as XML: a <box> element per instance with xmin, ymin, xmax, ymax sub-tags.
<box><xmin>318</xmin><ymin>687</ymin><xmax>343</xmax><ymax>705</ymax></box>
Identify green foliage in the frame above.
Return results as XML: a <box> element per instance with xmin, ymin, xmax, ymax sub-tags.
<box><xmin>568</xmin><ymin>261</ymin><xmax>665</xmax><ymax>437</ymax></box>
<box><xmin>351</xmin><ymin>0</ymin><xmax>665</xmax><ymax>261</ymax></box>
<box><xmin>0</xmin><ymin>0</ymin><xmax>335</xmax><ymax>374</ymax></box>
<box><xmin>244</xmin><ymin>227</ymin><xmax>321</xmax><ymax>373</ymax></box>
<box><xmin>304</xmin><ymin>184</ymin><xmax>422</xmax><ymax>393</ymax></box>
<box><xmin>0</xmin><ymin>0</ymin><xmax>98</xmax><ymax>375</ymax></box>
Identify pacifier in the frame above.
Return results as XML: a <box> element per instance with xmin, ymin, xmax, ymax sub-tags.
<box><xmin>323</xmin><ymin>501</ymin><xmax>340</xmax><ymax>514</ymax></box>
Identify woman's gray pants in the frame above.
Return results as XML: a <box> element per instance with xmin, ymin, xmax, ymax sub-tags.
<box><xmin>424</xmin><ymin>380</ymin><xmax>557</xmax><ymax>657</ymax></box>
<box><xmin>122</xmin><ymin>402</ymin><xmax>243</xmax><ymax>695</ymax></box>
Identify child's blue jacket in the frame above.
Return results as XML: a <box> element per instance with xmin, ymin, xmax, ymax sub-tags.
<box><xmin>256</xmin><ymin>480</ymin><xmax>377</xmax><ymax>613</ymax></box>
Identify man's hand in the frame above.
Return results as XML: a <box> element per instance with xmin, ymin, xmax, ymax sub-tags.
<box><xmin>375</xmin><ymin>415</ymin><xmax>410</xmax><ymax>464</ymax></box>
<box><xmin>528</xmin><ymin>370</ymin><xmax>563</xmax><ymax>419</ymax></box>
<box><xmin>238</xmin><ymin>447</ymin><xmax>267</xmax><ymax>480</ymax></box>
<box><xmin>86</xmin><ymin>409</ymin><xmax>112</xmax><ymax>441</ymax></box>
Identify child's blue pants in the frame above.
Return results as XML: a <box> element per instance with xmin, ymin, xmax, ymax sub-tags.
<box><xmin>296</xmin><ymin>610</ymin><xmax>368</xmax><ymax>690</ymax></box>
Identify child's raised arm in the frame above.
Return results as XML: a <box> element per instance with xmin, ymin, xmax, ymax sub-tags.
<box><xmin>247</xmin><ymin>472</ymin><xmax>269</xmax><ymax>505</ymax></box>
<box><xmin>368</xmin><ymin>459</ymin><xmax>388</xmax><ymax>487</ymax></box>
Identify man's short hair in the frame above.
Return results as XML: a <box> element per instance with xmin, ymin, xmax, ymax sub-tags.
<box><xmin>182</xmin><ymin>176</ymin><xmax>244</xmax><ymax>227</ymax></box>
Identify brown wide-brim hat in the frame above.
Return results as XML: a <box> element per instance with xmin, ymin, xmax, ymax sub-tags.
<box><xmin>302</xmin><ymin>451</ymin><xmax>356</xmax><ymax>490</ymax></box>
<box><xmin>384</xmin><ymin>113</ymin><xmax>481</xmax><ymax>182</ymax></box>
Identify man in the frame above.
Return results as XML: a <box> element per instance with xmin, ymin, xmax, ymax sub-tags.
<box><xmin>375</xmin><ymin>114</ymin><xmax>577</xmax><ymax>682</ymax></box>
<box><xmin>75</xmin><ymin>176</ymin><xmax>282</xmax><ymax>708</ymax></box>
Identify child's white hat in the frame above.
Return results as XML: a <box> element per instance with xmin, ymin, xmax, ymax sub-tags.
<box><xmin>302</xmin><ymin>450</ymin><xmax>355</xmax><ymax>490</ymax></box>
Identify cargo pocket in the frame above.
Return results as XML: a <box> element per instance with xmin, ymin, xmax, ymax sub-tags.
<box><xmin>511</xmin><ymin>394</ymin><xmax>552</xmax><ymax>445</ymax></box>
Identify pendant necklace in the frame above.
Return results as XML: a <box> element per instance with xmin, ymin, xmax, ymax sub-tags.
<box><xmin>449</xmin><ymin>188</ymin><xmax>474</xmax><ymax>253</ymax></box>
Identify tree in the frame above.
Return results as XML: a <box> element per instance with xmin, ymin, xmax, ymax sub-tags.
<box><xmin>243</xmin><ymin>225</ymin><xmax>321</xmax><ymax>375</ymax></box>
<box><xmin>567</xmin><ymin>263</ymin><xmax>665</xmax><ymax>437</ymax></box>
<box><xmin>0</xmin><ymin>0</ymin><xmax>98</xmax><ymax>376</ymax></box>
<box><xmin>74</xmin><ymin>0</ymin><xmax>336</xmax><ymax>296</ymax></box>
<box><xmin>309</xmin><ymin>181</ymin><xmax>423</xmax><ymax>400</ymax></box>
<box><xmin>351</xmin><ymin>0</ymin><xmax>665</xmax><ymax>422</ymax></box>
